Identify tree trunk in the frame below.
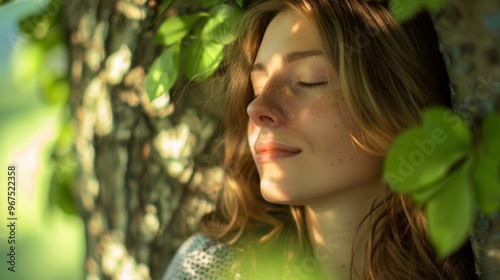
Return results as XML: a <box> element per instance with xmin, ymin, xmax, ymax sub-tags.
<box><xmin>61</xmin><ymin>0</ymin><xmax>224</xmax><ymax>279</ymax></box>
<box><xmin>432</xmin><ymin>0</ymin><xmax>500</xmax><ymax>278</ymax></box>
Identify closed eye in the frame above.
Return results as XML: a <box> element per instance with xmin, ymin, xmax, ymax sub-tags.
<box><xmin>296</xmin><ymin>82</ymin><xmax>328</xmax><ymax>89</ymax></box>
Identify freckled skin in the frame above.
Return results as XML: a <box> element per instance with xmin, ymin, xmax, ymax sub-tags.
<box><xmin>246</xmin><ymin>12</ymin><xmax>383</xmax><ymax>205</ymax></box>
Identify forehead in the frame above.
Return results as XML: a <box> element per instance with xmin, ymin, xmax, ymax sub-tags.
<box><xmin>255</xmin><ymin>11</ymin><xmax>323</xmax><ymax>63</ymax></box>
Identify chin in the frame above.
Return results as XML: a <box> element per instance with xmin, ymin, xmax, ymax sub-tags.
<box><xmin>260</xmin><ymin>180</ymin><xmax>307</xmax><ymax>205</ymax></box>
<box><xmin>261</xmin><ymin>193</ymin><xmax>292</xmax><ymax>205</ymax></box>
<box><xmin>260</xmin><ymin>180</ymin><xmax>292</xmax><ymax>204</ymax></box>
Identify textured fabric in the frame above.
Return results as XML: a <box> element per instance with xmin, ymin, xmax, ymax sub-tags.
<box><xmin>163</xmin><ymin>234</ymin><xmax>238</xmax><ymax>280</ymax></box>
<box><xmin>163</xmin><ymin>234</ymin><xmax>325</xmax><ymax>280</ymax></box>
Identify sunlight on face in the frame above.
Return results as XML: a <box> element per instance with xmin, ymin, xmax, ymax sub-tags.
<box><xmin>291</xmin><ymin>21</ymin><xmax>301</xmax><ymax>33</ymax></box>
<box><xmin>246</xmin><ymin>11</ymin><xmax>383</xmax><ymax>206</ymax></box>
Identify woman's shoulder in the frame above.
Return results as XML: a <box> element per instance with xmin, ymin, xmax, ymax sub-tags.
<box><xmin>162</xmin><ymin>233</ymin><xmax>238</xmax><ymax>280</ymax></box>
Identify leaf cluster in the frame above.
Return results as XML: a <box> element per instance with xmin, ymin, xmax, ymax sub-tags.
<box><xmin>384</xmin><ymin>107</ymin><xmax>500</xmax><ymax>257</ymax></box>
<box><xmin>146</xmin><ymin>0</ymin><xmax>243</xmax><ymax>102</ymax></box>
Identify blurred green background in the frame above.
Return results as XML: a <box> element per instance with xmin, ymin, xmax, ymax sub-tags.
<box><xmin>0</xmin><ymin>0</ymin><xmax>84</xmax><ymax>279</ymax></box>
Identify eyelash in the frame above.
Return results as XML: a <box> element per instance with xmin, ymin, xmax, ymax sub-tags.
<box><xmin>252</xmin><ymin>82</ymin><xmax>327</xmax><ymax>99</ymax></box>
<box><xmin>296</xmin><ymin>82</ymin><xmax>327</xmax><ymax>89</ymax></box>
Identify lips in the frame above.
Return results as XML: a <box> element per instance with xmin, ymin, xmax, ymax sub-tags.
<box><xmin>254</xmin><ymin>141</ymin><xmax>302</xmax><ymax>163</ymax></box>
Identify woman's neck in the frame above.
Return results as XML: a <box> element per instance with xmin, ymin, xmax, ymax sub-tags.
<box><xmin>304</xmin><ymin>183</ymin><xmax>383</xmax><ymax>280</ymax></box>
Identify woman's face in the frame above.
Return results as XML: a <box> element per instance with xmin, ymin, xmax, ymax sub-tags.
<box><xmin>247</xmin><ymin>11</ymin><xmax>383</xmax><ymax>205</ymax></box>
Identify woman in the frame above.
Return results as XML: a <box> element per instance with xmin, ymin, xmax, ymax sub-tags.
<box><xmin>164</xmin><ymin>0</ymin><xmax>476</xmax><ymax>279</ymax></box>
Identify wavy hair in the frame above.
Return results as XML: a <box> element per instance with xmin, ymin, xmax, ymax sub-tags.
<box><xmin>202</xmin><ymin>0</ymin><xmax>475</xmax><ymax>279</ymax></box>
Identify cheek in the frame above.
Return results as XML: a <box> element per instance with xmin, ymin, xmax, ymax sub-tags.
<box><xmin>339</xmin><ymin>106</ymin><xmax>361</xmax><ymax>136</ymax></box>
<box><xmin>310</xmin><ymin>95</ymin><xmax>361</xmax><ymax>160</ymax></box>
<box><xmin>322</xmin><ymin>94</ymin><xmax>362</xmax><ymax>141</ymax></box>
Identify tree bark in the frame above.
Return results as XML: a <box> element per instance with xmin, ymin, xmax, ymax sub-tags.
<box><xmin>61</xmin><ymin>0</ymin><xmax>224</xmax><ymax>279</ymax></box>
<box><xmin>432</xmin><ymin>0</ymin><xmax>500</xmax><ymax>278</ymax></box>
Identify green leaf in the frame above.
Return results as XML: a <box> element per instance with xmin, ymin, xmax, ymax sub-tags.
<box><xmin>55</xmin><ymin>122</ymin><xmax>75</xmax><ymax>153</ymax></box>
<box><xmin>155</xmin><ymin>14</ymin><xmax>202</xmax><ymax>45</ymax></box>
<box><xmin>151</xmin><ymin>0</ymin><xmax>177</xmax><ymax>26</ymax></box>
<box><xmin>184</xmin><ymin>39</ymin><xmax>224</xmax><ymax>82</ymax></box>
<box><xmin>235</xmin><ymin>0</ymin><xmax>244</xmax><ymax>8</ymax></box>
<box><xmin>144</xmin><ymin>43</ymin><xmax>180</xmax><ymax>101</ymax></box>
<box><xmin>389</xmin><ymin>0</ymin><xmax>422</xmax><ymax>22</ymax></box>
<box><xmin>201</xmin><ymin>4</ymin><xmax>242</xmax><ymax>45</ymax></box>
<box><xmin>384</xmin><ymin>128</ymin><xmax>430</xmax><ymax>190</ymax></box>
<box><xmin>383</xmin><ymin>126</ymin><xmax>468</xmax><ymax>192</ymax></box>
<box><xmin>13</xmin><ymin>42</ymin><xmax>44</xmax><ymax>93</ymax></box>
<box><xmin>163</xmin><ymin>0</ymin><xmax>176</xmax><ymax>10</ymax></box>
<box><xmin>411</xmin><ymin>180</ymin><xmax>445</xmax><ymax>206</ymax></box>
<box><xmin>422</xmin><ymin>107</ymin><xmax>472</xmax><ymax>153</ymax></box>
<box><xmin>482</xmin><ymin>112</ymin><xmax>500</xmax><ymax>157</ymax></box>
<box><xmin>49</xmin><ymin>127</ymin><xmax>78</xmax><ymax>216</ymax></box>
<box><xmin>421</xmin><ymin>0</ymin><xmax>450</xmax><ymax>10</ymax></box>
<box><xmin>425</xmin><ymin>160</ymin><xmax>473</xmax><ymax>258</ymax></box>
<box><xmin>472</xmin><ymin>152</ymin><xmax>500</xmax><ymax>215</ymax></box>
<box><xmin>50</xmin><ymin>168</ymin><xmax>77</xmax><ymax>215</ymax></box>
<box><xmin>42</xmin><ymin>77</ymin><xmax>70</xmax><ymax>105</ymax></box>
<box><xmin>384</xmin><ymin>107</ymin><xmax>472</xmax><ymax>196</ymax></box>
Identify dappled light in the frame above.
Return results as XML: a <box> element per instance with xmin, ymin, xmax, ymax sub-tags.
<box><xmin>291</xmin><ymin>21</ymin><xmax>301</xmax><ymax>33</ymax></box>
<box><xmin>259</xmin><ymin>163</ymin><xmax>288</xmax><ymax>201</ymax></box>
<box><xmin>2</xmin><ymin>0</ymin><xmax>499</xmax><ymax>279</ymax></box>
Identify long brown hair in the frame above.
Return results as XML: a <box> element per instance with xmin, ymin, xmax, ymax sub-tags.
<box><xmin>202</xmin><ymin>0</ymin><xmax>475</xmax><ymax>279</ymax></box>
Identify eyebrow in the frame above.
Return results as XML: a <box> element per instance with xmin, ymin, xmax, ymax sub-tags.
<box><xmin>251</xmin><ymin>50</ymin><xmax>324</xmax><ymax>72</ymax></box>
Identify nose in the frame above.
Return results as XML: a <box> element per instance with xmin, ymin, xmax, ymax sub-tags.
<box><xmin>247</xmin><ymin>85</ymin><xmax>288</xmax><ymax>129</ymax></box>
